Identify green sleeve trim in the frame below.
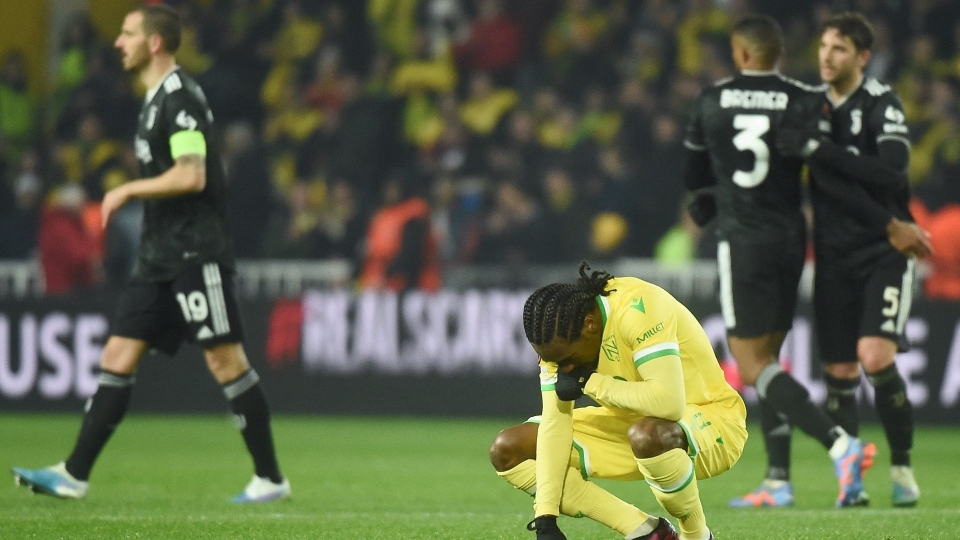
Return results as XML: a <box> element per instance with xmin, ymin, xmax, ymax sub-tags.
<box><xmin>633</xmin><ymin>348</ymin><xmax>680</xmax><ymax>368</ymax></box>
<box><xmin>540</xmin><ymin>384</ymin><xmax>556</xmax><ymax>392</ymax></box>
<box><xmin>170</xmin><ymin>130</ymin><xmax>207</xmax><ymax>159</ymax></box>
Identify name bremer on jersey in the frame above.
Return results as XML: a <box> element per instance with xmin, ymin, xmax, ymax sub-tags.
<box><xmin>720</xmin><ymin>89</ymin><xmax>788</xmax><ymax>110</ymax></box>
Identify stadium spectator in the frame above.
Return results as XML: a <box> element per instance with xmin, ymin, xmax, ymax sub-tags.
<box><xmin>223</xmin><ymin>121</ymin><xmax>273</xmax><ymax>258</ymax></box>
<box><xmin>474</xmin><ymin>182</ymin><xmax>548</xmax><ymax>265</ymax></box>
<box><xmin>0</xmin><ymin>51</ymin><xmax>37</xmax><ymax>160</ymax></box>
<box><xmin>38</xmin><ymin>184</ymin><xmax>101</xmax><ymax>294</ymax></box>
<box><xmin>359</xmin><ymin>173</ymin><xmax>440</xmax><ymax>292</ymax></box>
<box><xmin>454</xmin><ymin>0</ymin><xmax>522</xmax><ymax>83</ymax></box>
<box><xmin>0</xmin><ymin>150</ymin><xmax>42</xmax><ymax>259</ymax></box>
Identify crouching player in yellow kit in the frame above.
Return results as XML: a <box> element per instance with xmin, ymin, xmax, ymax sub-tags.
<box><xmin>490</xmin><ymin>263</ymin><xmax>747</xmax><ymax>540</ymax></box>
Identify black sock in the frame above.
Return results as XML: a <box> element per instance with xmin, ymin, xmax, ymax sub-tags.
<box><xmin>756</xmin><ymin>364</ymin><xmax>841</xmax><ymax>451</ymax></box>
<box><xmin>868</xmin><ymin>364</ymin><xmax>913</xmax><ymax>467</ymax></box>
<box><xmin>824</xmin><ymin>375</ymin><xmax>860</xmax><ymax>436</ymax></box>
<box><xmin>224</xmin><ymin>370</ymin><xmax>283</xmax><ymax>483</ymax></box>
<box><xmin>758</xmin><ymin>398</ymin><xmax>791</xmax><ymax>481</ymax></box>
<box><xmin>65</xmin><ymin>371</ymin><xmax>135</xmax><ymax>481</ymax></box>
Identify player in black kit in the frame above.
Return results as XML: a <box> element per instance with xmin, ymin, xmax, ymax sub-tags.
<box><xmin>778</xmin><ymin>12</ymin><xmax>929</xmax><ymax>507</ymax></box>
<box><xmin>683</xmin><ymin>16</ymin><xmax>875</xmax><ymax>509</ymax></box>
<box><xmin>12</xmin><ymin>5</ymin><xmax>290</xmax><ymax>503</ymax></box>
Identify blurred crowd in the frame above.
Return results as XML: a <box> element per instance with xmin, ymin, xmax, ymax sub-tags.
<box><xmin>1</xmin><ymin>0</ymin><xmax>960</xmax><ymax>297</ymax></box>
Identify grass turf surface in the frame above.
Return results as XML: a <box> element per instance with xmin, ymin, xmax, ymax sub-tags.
<box><xmin>1</xmin><ymin>415</ymin><xmax>957</xmax><ymax>539</ymax></box>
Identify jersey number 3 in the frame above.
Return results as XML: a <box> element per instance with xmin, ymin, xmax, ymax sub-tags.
<box><xmin>732</xmin><ymin>114</ymin><xmax>770</xmax><ymax>188</ymax></box>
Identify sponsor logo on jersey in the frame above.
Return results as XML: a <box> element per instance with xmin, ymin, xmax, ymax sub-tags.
<box><xmin>637</xmin><ymin>322</ymin><xmax>665</xmax><ymax>344</ymax></box>
<box><xmin>850</xmin><ymin>109</ymin><xmax>862</xmax><ymax>135</ymax></box>
<box><xmin>719</xmin><ymin>89</ymin><xmax>788</xmax><ymax>110</ymax></box>
<box><xmin>864</xmin><ymin>78</ymin><xmax>890</xmax><ymax>96</ymax></box>
<box><xmin>135</xmin><ymin>136</ymin><xmax>152</xmax><ymax>163</ymax></box>
<box><xmin>176</xmin><ymin>110</ymin><xmax>198</xmax><ymax>130</ymax></box>
<box><xmin>601</xmin><ymin>336</ymin><xmax>620</xmax><ymax>362</ymax></box>
<box><xmin>630</xmin><ymin>298</ymin><xmax>646</xmax><ymax>313</ymax></box>
<box><xmin>884</xmin><ymin>123</ymin><xmax>909</xmax><ymax>134</ymax></box>
<box><xmin>145</xmin><ymin>105</ymin><xmax>158</xmax><ymax>130</ymax></box>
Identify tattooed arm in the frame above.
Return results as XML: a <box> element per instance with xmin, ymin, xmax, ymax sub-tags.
<box><xmin>101</xmin><ymin>153</ymin><xmax>207</xmax><ymax>227</ymax></box>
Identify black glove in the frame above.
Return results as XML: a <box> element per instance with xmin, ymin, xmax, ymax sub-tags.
<box><xmin>555</xmin><ymin>365</ymin><xmax>594</xmax><ymax>401</ymax></box>
<box><xmin>778</xmin><ymin>101</ymin><xmax>831</xmax><ymax>158</ymax></box>
<box><xmin>527</xmin><ymin>516</ymin><xmax>568</xmax><ymax>540</ymax></box>
<box><xmin>687</xmin><ymin>190</ymin><xmax>716</xmax><ymax>227</ymax></box>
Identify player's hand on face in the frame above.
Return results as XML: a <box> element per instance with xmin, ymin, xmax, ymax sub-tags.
<box><xmin>886</xmin><ymin>218</ymin><xmax>932</xmax><ymax>258</ymax></box>
<box><xmin>101</xmin><ymin>185</ymin><xmax>131</xmax><ymax>228</ymax></box>
<box><xmin>555</xmin><ymin>363</ymin><xmax>595</xmax><ymax>401</ymax></box>
<box><xmin>527</xmin><ymin>516</ymin><xmax>568</xmax><ymax>540</ymax></box>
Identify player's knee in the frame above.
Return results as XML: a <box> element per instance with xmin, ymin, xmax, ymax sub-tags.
<box><xmin>628</xmin><ymin>418</ymin><xmax>686</xmax><ymax>459</ymax></box>
<box><xmin>489</xmin><ymin>425</ymin><xmax>533</xmax><ymax>472</ymax></box>
<box><xmin>204</xmin><ymin>343</ymin><xmax>249</xmax><ymax>383</ymax></box>
<box><xmin>825</xmin><ymin>362</ymin><xmax>860</xmax><ymax>380</ymax></box>
<box><xmin>100</xmin><ymin>339</ymin><xmax>141</xmax><ymax>375</ymax></box>
<box><xmin>857</xmin><ymin>340</ymin><xmax>896</xmax><ymax>373</ymax></box>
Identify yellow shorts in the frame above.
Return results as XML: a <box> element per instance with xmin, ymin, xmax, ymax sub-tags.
<box><xmin>528</xmin><ymin>398</ymin><xmax>747</xmax><ymax>482</ymax></box>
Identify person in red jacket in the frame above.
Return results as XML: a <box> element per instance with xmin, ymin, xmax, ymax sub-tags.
<box><xmin>454</xmin><ymin>0</ymin><xmax>521</xmax><ymax>83</ymax></box>
<box><xmin>359</xmin><ymin>174</ymin><xmax>440</xmax><ymax>292</ymax></box>
<box><xmin>38</xmin><ymin>184</ymin><xmax>102</xmax><ymax>294</ymax></box>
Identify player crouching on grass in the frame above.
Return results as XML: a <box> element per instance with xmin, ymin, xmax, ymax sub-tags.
<box><xmin>490</xmin><ymin>262</ymin><xmax>747</xmax><ymax>540</ymax></box>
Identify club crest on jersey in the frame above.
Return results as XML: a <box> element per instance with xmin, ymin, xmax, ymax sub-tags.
<box><xmin>145</xmin><ymin>105</ymin><xmax>158</xmax><ymax>130</ymax></box>
<box><xmin>176</xmin><ymin>110</ymin><xmax>198</xmax><ymax>130</ymax></box>
<box><xmin>135</xmin><ymin>137</ymin><xmax>152</xmax><ymax>163</ymax></box>
<box><xmin>601</xmin><ymin>336</ymin><xmax>620</xmax><ymax>362</ymax></box>
<box><xmin>850</xmin><ymin>109</ymin><xmax>862</xmax><ymax>135</ymax></box>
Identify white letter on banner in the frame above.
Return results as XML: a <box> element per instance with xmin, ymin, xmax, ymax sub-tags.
<box><xmin>940</xmin><ymin>319</ymin><xmax>960</xmax><ymax>407</ymax></box>
<box><xmin>301</xmin><ymin>290</ymin><xmax>351</xmax><ymax>373</ymax></box>
<box><xmin>450</xmin><ymin>290</ymin><xmax>485</xmax><ymax>372</ymax></box>
<box><xmin>401</xmin><ymin>291</ymin><xmax>452</xmax><ymax>373</ymax></box>
<box><xmin>74</xmin><ymin>314</ymin><xmax>108</xmax><ymax>398</ymax></box>
<box><xmin>352</xmin><ymin>291</ymin><xmax>399</xmax><ymax>372</ymax></box>
<box><xmin>39</xmin><ymin>313</ymin><xmax>73</xmax><ymax>399</ymax></box>
<box><xmin>0</xmin><ymin>315</ymin><xmax>38</xmax><ymax>398</ymax></box>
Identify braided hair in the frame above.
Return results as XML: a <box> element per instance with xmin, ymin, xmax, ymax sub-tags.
<box><xmin>522</xmin><ymin>261</ymin><xmax>614</xmax><ymax>345</ymax></box>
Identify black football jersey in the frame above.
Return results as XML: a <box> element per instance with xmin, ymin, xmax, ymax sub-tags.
<box><xmin>810</xmin><ymin>77</ymin><xmax>913</xmax><ymax>259</ymax></box>
<box><xmin>685</xmin><ymin>71</ymin><xmax>813</xmax><ymax>243</ymax></box>
<box><xmin>131</xmin><ymin>68</ymin><xmax>234</xmax><ymax>282</ymax></box>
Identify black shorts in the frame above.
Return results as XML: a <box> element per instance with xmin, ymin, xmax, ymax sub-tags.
<box><xmin>814</xmin><ymin>252</ymin><xmax>916</xmax><ymax>363</ymax></box>
<box><xmin>112</xmin><ymin>262</ymin><xmax>246</xmax><ymax>355</ymax></box>
<box><xmin>717</xmin><ymin>237</ymin><xmax>805</xmax><ymax>338</ymax></box>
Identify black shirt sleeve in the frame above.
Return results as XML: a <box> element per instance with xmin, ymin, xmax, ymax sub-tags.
<box><xmin>160</xmin><ymin>82</ymin><xmax>212</xmax><ymax>153</ymax></box>
<box><xmin>810</xmin><ymin>161</ymin><xmax>893</xmax><ymax>230</ymax></box>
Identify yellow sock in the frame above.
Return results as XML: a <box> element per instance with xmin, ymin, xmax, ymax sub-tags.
<box><xmin>497</xmin><ymin>460</ymin><xmax>650</xmax><ymax>536</ymax></box>
<box><xmin>635</xmin><ymin>449</ymin><xmax>708</xmax><ymax>540</ymax></box>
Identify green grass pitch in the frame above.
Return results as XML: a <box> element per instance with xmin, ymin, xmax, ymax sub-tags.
<box><xmin>1</xmin><ymin>415</ymin><xmax>958</xmax><ymax>539</ymax></box>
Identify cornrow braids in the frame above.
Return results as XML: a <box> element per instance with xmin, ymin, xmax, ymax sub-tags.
<box><xmin>522</xmin><ymin>261</ymin><xmax>614</xmax><ymax>345</ymax></box>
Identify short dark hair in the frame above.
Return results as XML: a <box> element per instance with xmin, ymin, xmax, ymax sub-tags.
<box><xmin>732</xmin><ymin>15</ymin><xmax>784</xmax><ymax>66</ymax></box>
<box><xmin>822</xmin><ymin>12</ymin><xmax>874</xmax><ymax>52</ymax></box>
<box><xmin>138</xmin><ymin>4</ymin><xmax>181</xmax><ymax>53</ymax></box>
<box><xmin>522</xmin><ymin>262</ymin><xmax>613</xmax><ymax>345</ymax></box>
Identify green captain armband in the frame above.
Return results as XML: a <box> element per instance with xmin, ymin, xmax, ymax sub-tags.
<box><xmin>170</xmin><ymin>131</ymin><xmax>207</xmax><ymax>159</ymax></box>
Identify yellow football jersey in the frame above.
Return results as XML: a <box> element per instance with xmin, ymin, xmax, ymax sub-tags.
<box><xmin>539</xmin><ymin>276</ymin><xmax>740</xmax><ymax>412</ymax></box>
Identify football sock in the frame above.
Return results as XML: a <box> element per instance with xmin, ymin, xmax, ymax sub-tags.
<box><xmin>824</xmin><ymin>374</ymin><xmax>860</xmax><ymax>436</ymax></box>
<box><xmin>758</xmin><ymin>398</ymin><xmax>791</xmax><ymax>481</ymax></box>
<box><xmin>756</xmin><ymin>363</ymin><xmax>840</xmax><ymax>450</ymax></box>
<box><xmin>867</xmin><ymin>364</ymin><xmax>913</xmax><ymax>466</ymax></box>
<box><xmin>497</xmin><ymin>460</ymin><xmax>651</xmax><ymax>536</ymax></box>
<box><xmin>65</xmin><ymin>371</ymin><xmax>135</xmax><ymax>481</ymax></box>
<box><xmin>224</xmin><ymin>370</ymin><xmax>283</xmax><ymax>483</ymax></box>
<box><xmin>635</xmin><ymin>449</ymin><xmax>706</xmax><ymax>540</ymax></box>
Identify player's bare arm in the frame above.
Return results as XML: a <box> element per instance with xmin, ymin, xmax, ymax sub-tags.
<box><xmin>101</xmin><ymin>152</ymin><xmax>207</xmax><ymax>227</ymax></box>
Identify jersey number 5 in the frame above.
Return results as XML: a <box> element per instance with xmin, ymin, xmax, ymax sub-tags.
<box><xmin>732</xmin><ymin>114</ymin><xmax>770</xmax><ymax>188</ymax></box>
